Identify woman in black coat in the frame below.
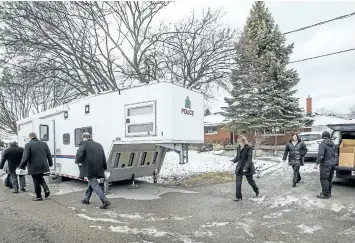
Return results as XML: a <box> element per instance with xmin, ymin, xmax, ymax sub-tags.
<box><xmin>283</xmin><ymin>133</ymin><xmax>308</xmax><ymax>187</ymax></box>
<box><xmin>231</xmin><ymin>136</ymin><xmax>259</xmax><ymax>201</ymax></box>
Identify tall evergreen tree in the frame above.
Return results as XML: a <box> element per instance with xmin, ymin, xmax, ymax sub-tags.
<box><xmin>223</xmin><ymin>1</ymin><xmax>304</xmax><ymax>133</ymax></box>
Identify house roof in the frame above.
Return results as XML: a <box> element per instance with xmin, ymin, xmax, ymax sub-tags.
<box><xmin>308</xmin><ymin>115</ymin><xmax>354</xmax><ymax>127</ymax></box>
<box><xmin>204</xmin><ymin>113</ymin><xmax>228</xmax><ymax>126</ymax></box>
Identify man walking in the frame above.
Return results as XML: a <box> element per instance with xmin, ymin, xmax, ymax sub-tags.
<box><xmin>314</xmin><ymin>131</ymin><xmax>336</xmax><ymax>199</ymax></box>
<box><xmin>75</xmin><ymin>132</ymin><xmax>110</xmax><ymax>209</ymax></box>
<box><xmin>19</xmin><ymin>133</ymin><xmax>53</xmax><ymax>201</ymax></box>
<box><xmin>0</xmin><ymin>142</ymin><xmax>26</xmax><ymax>193</ymax></box>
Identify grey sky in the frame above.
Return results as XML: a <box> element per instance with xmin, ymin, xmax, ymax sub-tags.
<box><xmin>159</xmin><ymin>1</ymin><xmax>355</xmax><ymax>114</ymax></box>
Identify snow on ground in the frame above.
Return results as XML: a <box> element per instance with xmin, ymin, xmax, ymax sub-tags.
<box><xmin>143</xmin><ymin>151</ymin><xmax>280</xmax><ymax>184</ymax></box>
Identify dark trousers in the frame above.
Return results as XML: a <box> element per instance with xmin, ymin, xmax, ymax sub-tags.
<box><xmin>320</xmin><ymin>164</ymin><xmax>334</xmax><ymax>196</ymax></box>
<box><xmin>10</xmin><ymin>173</ymin><xmax>26</xmax><ymax>190</ymax></box>
<box><xmin>235</xmin><ymin>174</ymin><xmax>259</xmax><ymax>199</ymax></box>
<box><xmin>5</xmin><ymin>174</ymin><xmax>12</xmax><ymax>188</ymax></box>
<box><xmin>32</xmin><ymin>173</ymin><xmax>49</xmax><ymax>199</ymax></box>
<box><xmin>84</xmin><ymin>177</ymin><xmax>108</xmax><ymax>203</ymax></box>
<box><xmin>292</xmin><ymin>165</ymin><xmax>301</xmax><ymax>184</ymax></box>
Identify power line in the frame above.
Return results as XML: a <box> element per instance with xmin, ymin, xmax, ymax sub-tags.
<box><xmin>283</xmin><ymin>11</ymin><xmax>355</xmax><ymax>35</ymax></box>
<box><xmin>289</xmin><ymin>47</ymin><xmax>355</xmax><ymax>64</ymax></box>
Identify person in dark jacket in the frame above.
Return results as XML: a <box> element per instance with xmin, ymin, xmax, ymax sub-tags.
<box><xmin>0</xmin><ymin>142</ymin><xmax>26</xmax><ymax>193</ymax></box>
<box><xmin>283</xmin><ymin>133</ymin><xmax>308</xmax><ymax>187</ymax></box>
<box><xmin>19</xmin><ymin>133</ymin><xmax>53</xmax><ymax>201</ymax></box>
<box><xmin>75</xmin><ymin>132</ymin><xmax>110</xmax><ymax>209</ymax></box>
<box><xmin>314</xmin><ymin>131</ymin><xmax>336</xmax><ymax>199</ymax></box>
<box><xmin>231</xmin><ymin>136</ymin><xmax>259</xmax><ymax>201</ymax></box>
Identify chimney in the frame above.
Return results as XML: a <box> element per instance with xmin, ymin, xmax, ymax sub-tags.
<box><xmin>306</xmin><ymin>95</ymin><xmax>312</xmax><ymax>116</ymax></box>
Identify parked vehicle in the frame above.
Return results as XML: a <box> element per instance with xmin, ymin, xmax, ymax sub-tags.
<box><xmin>328</xmin><ymin>123</ymin><xmax>355</xmax><ymax>180</ymax></box>
<box><xmin>299</xmin><ymin>132</ymin><xmax>323</xmax><ymax>160</ymax></box>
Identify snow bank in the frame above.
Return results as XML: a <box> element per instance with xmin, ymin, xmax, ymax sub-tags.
<box><xmin>143</xmin><ymin>151</ymin><xmax>278</xmax><ymax>183</ymax></box>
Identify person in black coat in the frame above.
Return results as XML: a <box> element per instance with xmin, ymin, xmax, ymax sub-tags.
<box><xmin>283</xmin><ymin>133</ymin><xmax>308</xmax><ymax>187</ymax></box>
<box><xmin>231</xmin><ymin>136</ymin><xmax>259</xmax><ymax>201</ymax></box>
<box><xmin>75</xmin><ymin>132</ymin><xmax>110</xmax><ymax>209</ymax></box>
<box><xmin>314</xmin><ymin>131</ymin><xmax>337</xmax><ymax>199</ymax></box>
<box><xmin>19</xmin><ymin>133</ymin><xmax>53</xmax><ymax>201</ymax></box>
<box><xmin>0</xmin><ymin>142</ymin><xmax>26</xmax><ymax>193</ymax></box>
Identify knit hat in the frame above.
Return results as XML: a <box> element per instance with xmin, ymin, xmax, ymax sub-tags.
<box><xmin>322</xmin><ymin>131</ymin><xmax>331</xmax><ymax>139</ymax></box>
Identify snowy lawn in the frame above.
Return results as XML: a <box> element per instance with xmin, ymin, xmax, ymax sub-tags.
<box><xmin>142</xmin><ymin>151</ymin><xmax>280</xmax><ymax>186</ymax></box>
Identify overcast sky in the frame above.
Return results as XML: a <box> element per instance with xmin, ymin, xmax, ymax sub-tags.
<box><xmin>158</xmin><ymin>1</ymin><xmax>355</xmax><ymax>114</ymax></box>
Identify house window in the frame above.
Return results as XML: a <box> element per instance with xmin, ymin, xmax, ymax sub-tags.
<box><xmin>64</xmin><ymin>111</ymin><xmax>69</xmax><ymax>119</ymax></box>
<box><xmin>74</xmin><ymin>127</ymin><xmax>92</xmax><ymax>146</ymax></box>
<box><xmin>205</xmin><ymin>126</ymin><xmax>218</xmax><ymax>134</ymax></box>
<box><xmin>40</xmin><ymin>125</ymin><xmax>49</xmax><ymax>141</ymax></box>
<box><xmin>63</xmin><ymin>133</ymin><xmax>70</xmax><ymax>145</ymax></box>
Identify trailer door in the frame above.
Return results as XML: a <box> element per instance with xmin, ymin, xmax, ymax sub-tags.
<box><xmin>32</xmin><ymin>119</ymin><xmax>55</xmax><ymax>156</ymax></box>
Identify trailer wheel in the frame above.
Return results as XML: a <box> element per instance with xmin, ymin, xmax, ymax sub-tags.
<box><xmin>153</xmin><ymin>169</ymin><xmax>158</xmax><ymax>184</ymax></box>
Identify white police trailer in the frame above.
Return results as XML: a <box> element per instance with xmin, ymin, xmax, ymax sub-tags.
<box><xmin>16</xmin><ymin>81</ymin><xmax>204</xmax><ymax>190</ymax></box>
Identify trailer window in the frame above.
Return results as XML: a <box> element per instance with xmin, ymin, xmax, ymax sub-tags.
<box><xmin>128</xmin><ymin>105</ymin><xmax>153</xmax><ymax>116</ymax></box>
<box><xmin>128</xmin><ymin>123</ymin><xmax>154</xmax><ymax>134</ymax></box>
<box><xmin>152</xmin><ymin>152</ymin><xmax>159</xmax><ymax>164</ymax></box>
<box><xmin>141</xmin><ymin>152</ymin><xmax>147</xmax><ymax>165</ymax></box>
<box><xmin>40</xmin><ymin>125</ymin><xmax>49</xmax><ymax>141</ymax></box>
<box><xmin>128</xmin><ymin>153</ymin><xmax>135</xmax><ymax>167</ymax></box>
<box><xmin>113</xmin><ymin>153</ymin><xmax>121</xmax><ymax>168</ymax></box>
<box><xmin>74</xmin><ymin>127</ymin><xmax>93</xmax><ymax>146</ymax></box>
<box><xmin>63</xmin><ymin>133</ymin><xmax>70</xmax><ymax>145</ymax></box>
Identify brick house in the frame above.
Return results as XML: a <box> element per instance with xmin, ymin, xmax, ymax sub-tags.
<box><xmin>203</xmin><ymin>96</ymin><xmax>353</xmax><ymax>146</ymax></box>
<box><xmin>204</xmin><ymin>113</ymin><xmax>235</xmax><ymax>145</ymax></box>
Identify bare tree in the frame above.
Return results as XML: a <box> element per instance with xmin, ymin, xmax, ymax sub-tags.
<box><xmin>159</xmin><ymin>9</ymin><xmax>237</xmax><ymax>94</ymax></box>
<box><xmin>0</xmin><ymin>2</ymin><xmax>121</xmax><ymax>94</ymax></box>
<box><xmin>75</xmin><ymin>1</ymin><xmax>171</xmax><ymax>84</ymax></box>
<box><xmin>315</xmin><ymin>108</ymin><xmax>342</xmax><ymax>118</ymax></box>
<box><xmin>0</xmin><ymin>69</ymin><xmax>33</xmax><ymax>134</ymax></box>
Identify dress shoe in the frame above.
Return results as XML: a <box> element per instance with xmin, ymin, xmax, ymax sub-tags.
<box><xmin>32</xmin><ymin>198</ymin><xmax>43</xmax><ymax>201</ymax></box>
<box><xmin>81</xmin><ymin>200</ymin><xmax>90</xmax><ymax>205</ymax></box>
<box><xmin>99</xmin><ymin>201</ymin><xmax>111</xmax><ymax>209</ymax></box>
<box><xmin>45</xmin><ymin>190</ymin><xmax>50</xmax><ymax>198</ymax></box>
<box><xmin>317</xmin><ymin>194</ymin><xmax>330</xmax><ymax>199</ymax></box>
